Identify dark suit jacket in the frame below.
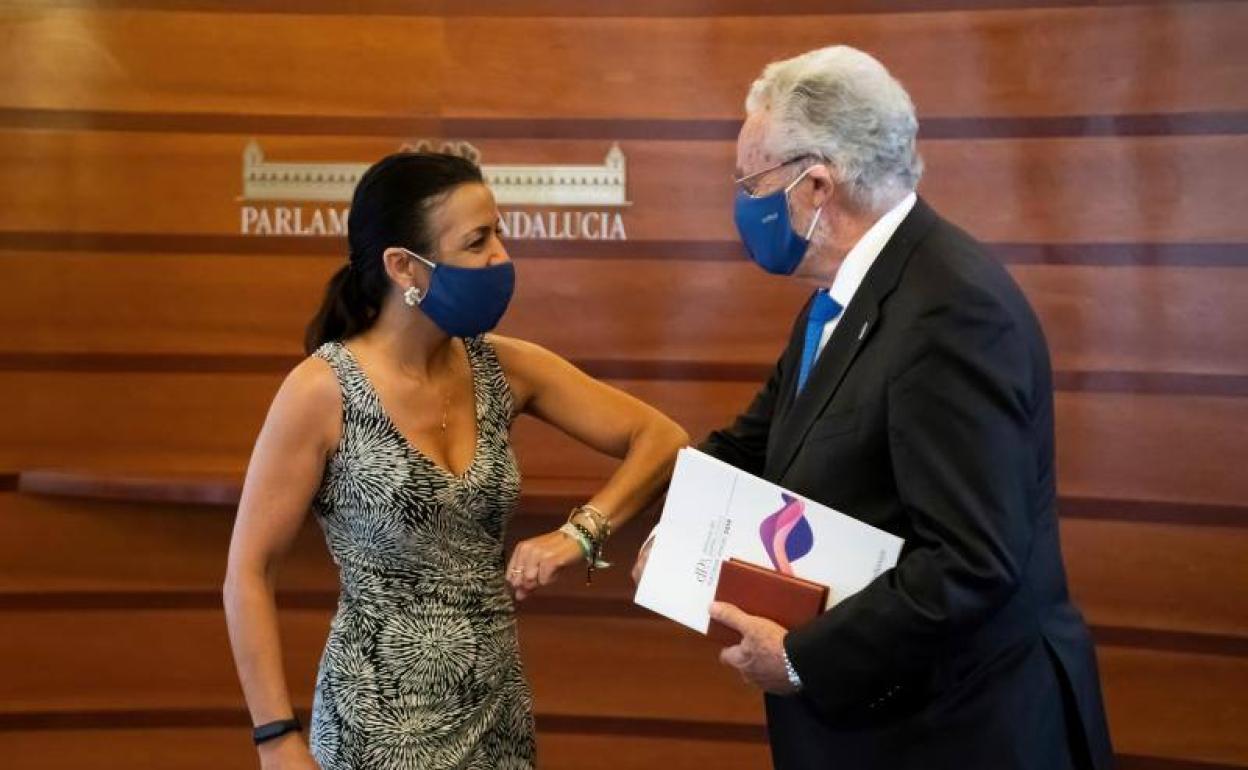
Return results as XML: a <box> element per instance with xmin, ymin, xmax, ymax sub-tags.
<box><xmin>702</xmin><ymin>198</ymin><xmax>1114</xmax><ymax>770</ymax></box>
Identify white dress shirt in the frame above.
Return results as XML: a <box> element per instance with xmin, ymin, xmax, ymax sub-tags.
<box><xmin>815</xmin><ymin>192</ymin><xmax>917</xmax><ymax>356</ymax></box>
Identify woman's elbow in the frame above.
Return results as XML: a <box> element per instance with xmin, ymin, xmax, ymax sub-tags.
<box><xmin>653</xmin><ymin>414</ymin><xmax>690</xmax><ymax>455</ymax></box>
<box><xmin>221</xmin><ymin>565</ymin><xmax>248</xmax><ymax>611</ymax></box>
<box><xmin>221</xmin><ymin>556</ymin><xmax>271</xmax><ymax>611</ymax></box>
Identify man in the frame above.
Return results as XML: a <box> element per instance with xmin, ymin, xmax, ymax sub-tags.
<box><xmin>634</xmin><ymin>46</ymin><xmax>1113</xmax><ymax>769</ymax></box>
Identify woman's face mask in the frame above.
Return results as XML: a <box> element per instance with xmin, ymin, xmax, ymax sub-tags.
<box><xmin>400</xmin><ymin>248</ymin><xmax>516</xmax><ymax>338</ymax></box>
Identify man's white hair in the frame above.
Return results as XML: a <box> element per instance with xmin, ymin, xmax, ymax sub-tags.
<box><xmin>746</xmin><ymin>45</ymin><xmax>923</xmax><ymax>213</ymax></box>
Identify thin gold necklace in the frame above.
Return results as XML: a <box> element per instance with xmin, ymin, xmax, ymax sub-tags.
<box><xmin>439</xmin><ymin>346</ymin><xmax>461</xmax><ymax>434</ymax></box>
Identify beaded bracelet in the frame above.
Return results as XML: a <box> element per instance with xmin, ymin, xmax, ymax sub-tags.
<box><xmin>571</xmin><ymin>504</ymin><xmax>613</xmax><ymax>541</ymax></box>
<box><xmin>558</xmin><ymin>522</ymin><xmax>593</xmax><ymax>561</ymax></box>
<box><xmin>559</xmin><ymin>520</ymin><xmax>610</xmax><ymax>584</ymax></box>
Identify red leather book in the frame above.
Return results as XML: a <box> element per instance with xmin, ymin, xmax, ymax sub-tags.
<box><xmin>707</xmin><ymin>558</ymin><xmax>830</xmax><ymax>646</ymax></box>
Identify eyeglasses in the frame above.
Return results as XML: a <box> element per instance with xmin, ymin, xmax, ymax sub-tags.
<box><xmin>734</xmin><ymin>154</ymin><xmax>822</xmax><ymax>198</ymax></box>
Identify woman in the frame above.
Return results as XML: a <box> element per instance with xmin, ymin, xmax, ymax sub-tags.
<box><xmin>223</xmin><ymin>152</ymin><xmax>687</xmax><ymax>769</ymax></box>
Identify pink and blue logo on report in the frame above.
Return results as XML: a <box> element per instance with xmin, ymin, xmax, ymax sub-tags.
<box><xmin>759</xmin><ymin>493</ymin><xmax>814</xmax><ymax>575</ymax></box>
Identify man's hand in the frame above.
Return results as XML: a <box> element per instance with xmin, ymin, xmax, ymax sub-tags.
<box><xmin>709</xmin><ymin>601</ymin><xmax>798</xmax><ymax>696</ymax></box>
<box><xmin>631</xmin><ymin>533</ymin><xmax>656</xmax><ymax>584</ymax></box>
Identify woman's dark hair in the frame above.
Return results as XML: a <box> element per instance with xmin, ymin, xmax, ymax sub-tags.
<box><xmin>304</xmin><ymin>152</ymin><xmax>484</xmax><ymax>353</ymax></box>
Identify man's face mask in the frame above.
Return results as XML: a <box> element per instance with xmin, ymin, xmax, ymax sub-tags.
<box><xmin>732</xmin><ymin>156</ymin><xmax>824</xmax><ymax>276</ymax></box>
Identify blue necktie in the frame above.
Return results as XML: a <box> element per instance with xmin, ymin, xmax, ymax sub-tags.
<box><xmin>796</xmin><ymin>290</ymin><xmax>844</xmax><ymax>394</ymax></box>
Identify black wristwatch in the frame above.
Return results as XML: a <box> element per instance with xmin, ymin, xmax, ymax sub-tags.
<box><xmin>253</xmin><ymin>717</ymin><xmax>302</xmax><ymax>745</ymax></box>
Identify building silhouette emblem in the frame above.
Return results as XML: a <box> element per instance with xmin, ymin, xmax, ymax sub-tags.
<box><xmin>242</xmin><ymin>139</ymin><xmax>628</xmax><ymax>207</ymax></box>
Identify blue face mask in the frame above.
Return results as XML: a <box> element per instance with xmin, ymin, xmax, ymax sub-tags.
<box><xmin>733</xmin><ymin>165</ymin><xmax>823</xmax><ymax>275</ymax></box>
<box><xmin>401</xmin><ymin>249</ymin><xmax>516</xmax><ymax>338</ymax></box>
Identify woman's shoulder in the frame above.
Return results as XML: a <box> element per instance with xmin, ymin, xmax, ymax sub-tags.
<box><xmin>483</xmin><ymin>334</ymin><xmax>575</xmax><ymax>377</ymax></box>
<box><xmin>481</xmin><ymin>334</ymin><xmax>573</xmax><ymax>411</ymax></box>
<box><xmin>274</xmin><ymin>350</ymin><xmax>343</xmax><ymax>419</ymax></box>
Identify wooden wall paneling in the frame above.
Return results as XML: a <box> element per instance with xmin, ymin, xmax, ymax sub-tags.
<box><xmin>1</xmin><ymin>607</ymin><xmax>1247</xmax><ymax>764</ymax></box>
<box><xmin>0</xmin><ymin>728</ymin><xmax>775</xmax><ymax>770</ymax></box>
<box><xmin>1098</xmin><ymin>646</ymin><xmax>1248</xmax><ymax>766</ymax></box>
<box><xmin>0</xmin><ymin>492</ymin><xmax>336</xmax><ymax>594</ymax></box>
<box><xmin>5</xmin><ymin>489</ymin><xmax>1248</xmax><ymax>640</ymax></box>
<box><xmin>0</xmin><ymin>490</ymin><xmax>620</xmax><ymax>597</ymax></box>
<box><xmin>1010</xmin><ymin>265</ymin><xmax>1248</xmax><ymax>377</ymax></box>
<box><xmin>0</xmin><ymin>372</ymin><xmax>1246</xmax><ymax>507</ymax></box>
<box><xmin>2</xmin><ymin>252</ymin><xmax>1247</xmax><ymax>382</ymax></box>
<box><xmin>0</xmin><ymin>609</ymin><xmax>327</xmax><ymax>712</ymax></box>
<box><xmin>439</xmin><ymin>6</ymin><xmax>1248</xmax><ymax>119</ymax></box>
<box><xmin>1053</xmin><ymin>391</ymin><xmax>1248</xmax><ymax>507</ymax></box>
<box><xmin>535</xmin><ymin>733</ymin><xmax>772</xmax><ymax>770</ymax></box>
<box><xmin>0</xmin><ymin>251</ymin><xmax>330</xmax><ymax>358</ymax></box>
<box><xmin>1</xmin><ymin>2</ymin><xmax>1244</xmax><ymax>767</ymax></box>
<box><xmin>5</xmin><ymin>7</ymin><xmax>1244</xmax><ymax>119</ymax></box>
<box><xmin>0</xmin><ymin>370</ymin><xmax>283</xmax><ymax>474</ymax></box>
<box><xmin>1</xmin><ymin>728</ymin><xmax>260</xmax><ymax>770</ymax></box>
<box><xmin>0</xmin><ymin>609</ymin><xmax>766</xmax><ymax>725</ymax></box>
<box><xmin>2</xmin><ymin>131</ymin><xmax>1247</xmax><ymax>244</ymax></box>
<box><xmin>0</xmin><ymin>132</ymin><xmax>411</xmax><ymax>235</ymax></box>
<box><xmin>0</xmin><ymin>10</ymin><xmax>445</xmax><ymax>116</ymax></box>
<box><xmin>1059</xmin><ymin>519</ymin><xmax>1248</xmax><ymax>639</ymax></box>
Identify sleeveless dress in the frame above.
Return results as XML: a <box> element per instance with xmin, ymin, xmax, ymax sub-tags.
<box><xmin>307</xmin><ymin>338</ymin><xmax>535</xmax><ymax>769</ymax></box>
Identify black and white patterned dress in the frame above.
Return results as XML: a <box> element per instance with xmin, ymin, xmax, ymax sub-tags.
<box><xmin>307</xmin><ymin>338</ymin><xmax>535</xmax><ymax>769</ymax></box>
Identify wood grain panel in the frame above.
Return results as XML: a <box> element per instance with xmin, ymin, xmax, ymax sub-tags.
<box><xmin>4</xmin><ymin>7</ymin><xmax>1242</xmax><ymax>119</ymax></box>
<box><xmin>0</xmin><ymin>492</ymin><xmax>335</xmax><ymax>593</ymax></box>
<box><xmin>0</xmin><ymin>1</ymin><xmax>1226</xmax><ymax>18</ymax></box>
<box><xmin>921</xmin><ymin>136</ymin><xmax>1248</xmax><ymax>244</ymax></box>
<box><xmin>535</xmin><ymin>733</ymin><xmax>773</xmax><ymax>770</ymax></box>
<box><xmin>1060</xmin><ymin>519</ymin><xmax>1248</xmax><ymax>639</ymax></box>
<box><xmin>474</xmin><ymin>388</ymin><xmax>1248</xmax><ymax>510</ymax></box>
<box><xmin>8</xmin><ymin>107</ymin><xmax>1247</xmax><ymax>141</ymax></box>
<box><xmin>1054</xmin><ymin>391</ymin><xmax>1248</xmax><ymax>507</ymax></box>
<box><xmin>0</xmin><ymin>608</ymin><xmax>324</xmax><ymax>713</ymax></box>
<box><xmin>0</xmin><ymin>490</ymin><xmax>616</xmax><ymax>594</ymax></box>
<box><xmin>0</xmin><ymin>371</ymin><xmax>1245</xmax><ymax>506</ymax></box>
<box><xmin>0</xmin><ymin>727</ymin><xmax>775</xmax><ymax>770</ymax></box>
<box><xmin>0</xmin><ymin>609</ymin><xmax>765</xmax><ymax>725</ymax></box>
<box><xmin>430</xmin><ymin>7</ymin><xmax>1248</xmax><ymax>119</ymax></box>
<box><xmin>0</xmin><ymin>251</ymin><xmax>330</xmax><ymax>358</ymax></box>
<box><xmin>0</xmin><ymin>370</ymin><xmax>280</xmax><ymax>474</ymax></box>
<box><xmin>2</xmin><ymin>130</ymin><xmax>1246</xmax><ymax>243</ymax></box>
<box><xmin>5</xmin><ymin>490</ymin><xmax>1247</xmax><ymax>639</ymax></box>
<box><xmin>0</xmin><ymin>728</ymin><xmax>1241</xmax><ymax>770</ymax></box>
<box><xmin>1010</xmin><ymin>265</ymin><xmax>1248</xmax><ymax>377</ymax></box>
<box><xmin>1099</xmin><ymin>647</ymin><xmax>1248</xmax><ymax>766</ymax></box>
<box><xmin>1</xmin><ymin>609</ymin><xmax>1247</xmax><ymax>763</ymax></box>
<box><xmin>2</xmin><ymin>252</ymin><xmax>1246</xmax><ymax>380</ymax></box>
<box><xmin>0</xmin><ymin>728</ymin><xmax>259</xmax><ymax>770</ymax></box>
<box><xmin>0</xmin><ymin>488</ymin><xmax>623</xmax><ymax>598</ymax></box>
<box><xmin>1</xmin><ymin>2</ymin><xmax>1243</xmax><ymax>766</ymax></box>
<box><xmin>0</xmin><ymin>10</ymin><xmax>443</xmax><ymax>116</ymax></box>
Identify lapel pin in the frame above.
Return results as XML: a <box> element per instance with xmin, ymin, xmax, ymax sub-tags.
<box><xmin>858</xmin><ymin>321</ymin><xmax>870</xmax><ymax>341</ymax></box>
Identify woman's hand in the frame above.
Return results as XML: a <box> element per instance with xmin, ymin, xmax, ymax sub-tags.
<box><xmin>258</xmin><ymin>733</ymin><xmax>321</xmax><ymax>770</ymax></box>
<box><xmin>506</xmin><ymin>529</ymin><xmax>585</xmax><ymax>600</ymax></box>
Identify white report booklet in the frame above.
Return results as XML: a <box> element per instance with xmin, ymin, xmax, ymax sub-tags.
<box><xmin>634</xmin><ymin>447</ymin><xmax>904</xmax><ymax>634</ymax></box>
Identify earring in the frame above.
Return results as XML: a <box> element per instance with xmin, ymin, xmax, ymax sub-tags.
<box><xmin>403</xmin><ymin>286</ymin><xmax>424</xmax><ymax>307</ymax></box>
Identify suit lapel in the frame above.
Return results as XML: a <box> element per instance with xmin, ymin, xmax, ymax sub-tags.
<box><xmin>766</xmin><ymin>197</ymin><xmax>939</xmax><ymax>480</ymax></box>
<box><xmin>772</xmin><ymin>292</ymin><xmax>815</xmax><ymax>427</ymax></box>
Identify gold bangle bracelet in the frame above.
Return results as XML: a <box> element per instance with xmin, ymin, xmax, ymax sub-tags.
<box><xmin>570</xmin><ymin>504</ymin><xmax>612</xmax><ymax>541</ymax></box>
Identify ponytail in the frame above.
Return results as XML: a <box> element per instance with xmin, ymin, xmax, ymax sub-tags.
<box><xmin>304</xmin><ymin>263</ymin><xmax>379</xmax><ymax>354</ymax></box>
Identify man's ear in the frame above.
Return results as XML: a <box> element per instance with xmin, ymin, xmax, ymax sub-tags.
<box><xmin>805</xmin><ymin>163</ymin><xmax>837</xmax><ymax>210</ymax></box>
